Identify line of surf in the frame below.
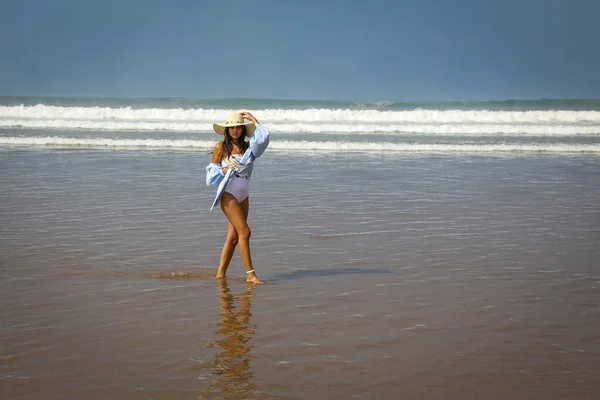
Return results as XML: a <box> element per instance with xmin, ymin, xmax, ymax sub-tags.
<box><xmin>2</xmin><ymin>105</ymin><xmax>600</xmax><ymax>124</ymax></box>
<box><xmin>1</xmin><ymin>119</ymin><xmax>598</xmax><ymax>135</ymax></box>
<box><xmin>2</xmin><ymin>136</ymin><xmax>599</xmax><ymax>153</ymax></box>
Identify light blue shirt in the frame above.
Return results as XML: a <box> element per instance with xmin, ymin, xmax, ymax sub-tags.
<box><xmin>205</xmin><ymin>123</ymin><xmax>270</xmax><ymax>188</ymax></box>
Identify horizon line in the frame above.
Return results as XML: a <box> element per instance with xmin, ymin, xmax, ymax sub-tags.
<box><xmin>1</xmin><ymin>94</ymin><xmax>599</xmax><ymax>104</ymax></box>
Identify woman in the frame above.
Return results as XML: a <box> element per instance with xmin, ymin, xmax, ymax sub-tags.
<box><xmin>206</xmin><ymin>112</ymin><xmax>270</xmax><ymax>284</ymax></box>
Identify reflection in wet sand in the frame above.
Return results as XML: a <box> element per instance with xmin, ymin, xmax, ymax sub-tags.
<box><xmin>204</xmin><ymin>279</ymin><xmax>258</xmax><ymax>399</ymax></box>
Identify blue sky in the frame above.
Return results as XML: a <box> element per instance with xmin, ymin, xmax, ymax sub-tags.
<box><xmin>1</xmin><ymin>0</ymin><xmax>599</xmax><ymax>101</ymax></box>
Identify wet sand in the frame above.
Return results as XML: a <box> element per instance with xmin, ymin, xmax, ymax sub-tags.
<box><xmin>1</xmin><ymin>149</ymin><xmax>599</xmax><ymax>399</ymax></box>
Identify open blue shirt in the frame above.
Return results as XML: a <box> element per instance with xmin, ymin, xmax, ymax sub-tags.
<box><xmin>205</xmin><ymin>123</ymin><xmax>270</xmax><ymax>188</ymax></box>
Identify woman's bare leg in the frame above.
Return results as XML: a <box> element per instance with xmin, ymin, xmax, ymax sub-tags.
<box><xmin>219</xmin><ymin>193</ymin><xmax>263</xmax><ymax>284</ymax></box>
<box><xmin>216</xmin><ymin>221</ymin><xmax>238</xmax><ymax>278</ymax></box>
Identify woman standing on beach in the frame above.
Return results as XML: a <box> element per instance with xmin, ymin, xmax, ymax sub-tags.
<box><xmin>206</xmin><ymin>112</ymin><xmax>270</xmax><ymax>284</ymax></box>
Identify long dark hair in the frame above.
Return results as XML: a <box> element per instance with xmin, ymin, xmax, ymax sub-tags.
<box><xmin>218</xmin><ymin>126</ymin><xmax>249</xmax><ymax>159</ymax></box>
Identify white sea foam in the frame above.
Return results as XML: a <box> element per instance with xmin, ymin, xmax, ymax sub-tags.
<box><xmin>1</xmin><ymin>136</ymin><xmax>598</xmax><ymax>153</ymax></box>
<box><xmin>1</xmin><ymin>105</ymin><xmax>599</xmax><ymax>135</ymax></box>
<box><xmin>2</xmin><ymin>104</ymin><xmax>599</xmax><ymax>153</ymax></box>
<box><xmin>2</xmin><ymin>118</ymin><xmax>599</xmax><ymax>135</ymax></box>
<box><xmin>0</xmin><ymin>137</ymin><xmax>215</xmax><ymax>149</ymax></box>
<box><xmin>3</xmin><ymin>104</ymin><xmax>600</xmax><ymax>123</ymax></box>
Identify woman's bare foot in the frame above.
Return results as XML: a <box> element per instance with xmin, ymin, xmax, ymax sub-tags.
<box><xmin>246</xmin><ymin>271</ymin><xmax>264</xmax><ymax>284</ymax></box>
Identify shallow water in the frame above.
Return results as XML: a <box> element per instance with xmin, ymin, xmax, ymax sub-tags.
<box><xmin>1</xmin><ymin>149</ymin><xmax>599</xmax><ymax>399</ymax></box>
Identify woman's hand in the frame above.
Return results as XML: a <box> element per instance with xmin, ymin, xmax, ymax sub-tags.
<box><xmin>240</xmin><ymin>111</ymin><xmax>259</xmax><ymax>124</ymax></box>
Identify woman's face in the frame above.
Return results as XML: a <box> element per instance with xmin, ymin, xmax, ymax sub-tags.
<box><xmin>228</xmin><ymin>125</ymin><xmax>244</xmax><ymax>140</ymax></box>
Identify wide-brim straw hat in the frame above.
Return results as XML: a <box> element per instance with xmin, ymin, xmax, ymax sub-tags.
<box><xmin>213</xmin><ymin>113</ymin><xmax>256</xmax><ymax>137</ymax></box>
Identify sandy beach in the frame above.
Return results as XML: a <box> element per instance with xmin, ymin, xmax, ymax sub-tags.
<box><xmin>1</xmin><ymin>148</ymin><xmax>599</xmax><ymax>399</ymax></box>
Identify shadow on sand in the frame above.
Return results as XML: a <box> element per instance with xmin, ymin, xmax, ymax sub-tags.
<box><xmin>272</xmin><ymin>267</ymin><xmax>392</xmax><ymax>281</ymax></box>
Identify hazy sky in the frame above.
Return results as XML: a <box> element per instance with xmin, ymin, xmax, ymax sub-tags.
<box><xmin>1</xmin><ymin>0</ymin><xmax>599</xmax><ymax>101</ymax></box>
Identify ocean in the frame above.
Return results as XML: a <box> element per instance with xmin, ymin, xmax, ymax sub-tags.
<box><xmin>1</xmin><ymin>96</ymin><xmax>599</xmax><ymax>153</ymax></box>
<box><xmin>1</xmin><ymin>96</ymin><xmax>599</xmax><ymax>399</ymax></box>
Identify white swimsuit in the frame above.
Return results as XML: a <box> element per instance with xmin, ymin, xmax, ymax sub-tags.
<box><xmin>222</xmin><ymin>154</ymin><xmax>250</xmax><ymax>202</ymax></box>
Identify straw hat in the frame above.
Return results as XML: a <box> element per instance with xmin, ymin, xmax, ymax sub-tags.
<box><xmin>213</xmin><ymin>113</ymin><xmax>256</xmax><ymax>137</ymax></box>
